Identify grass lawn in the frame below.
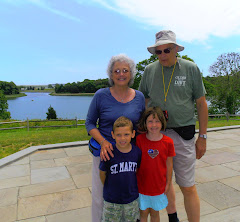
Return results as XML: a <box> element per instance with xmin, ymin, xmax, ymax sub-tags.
<box><xmin>0</xmin><ymin>119</ymin><xmax>239</xmax><ymax>159</ymax></box>
<box><xmin>0</xmin><ymin>126</ymin><xmax>91</xmax><ymax>159</ymax></box>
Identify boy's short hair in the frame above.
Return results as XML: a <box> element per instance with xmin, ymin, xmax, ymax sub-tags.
<box><xmin>138</xmin><ymin>107</ymin><xmax>167</xmax><ymax>132</ymax></box>
<box><xmin>113</xmin><ymin>116</ymin><xmax>133</xmax><ymax>132</ymax></box>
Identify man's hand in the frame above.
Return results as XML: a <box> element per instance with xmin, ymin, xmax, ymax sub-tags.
<box><xmin>195</xmin><ymin>137</ymin><xmax>206</xmax><ymax>159</ymax></box>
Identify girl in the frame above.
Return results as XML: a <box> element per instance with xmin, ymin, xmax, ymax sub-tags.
<box><xmin>136</xmin><ymin>107</ymin><xmax>176</xmax><ymax>222</ymax></box>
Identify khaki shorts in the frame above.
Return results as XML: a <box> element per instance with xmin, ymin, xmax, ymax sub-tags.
<box><xmin>102</xmin><ymin>199</ymin><xmax>139</xmax><ymax>222</ymax></box>
<box><xmin>162</xmin><ymin>129</ymin><xmax>196</xmax><ymax>187</ymax></box>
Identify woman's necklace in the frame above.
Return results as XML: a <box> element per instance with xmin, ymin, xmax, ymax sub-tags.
<box><xmin>112</xmin><ymin>87</ymin><xmax>129</xmax><ymax>103</ymax></box>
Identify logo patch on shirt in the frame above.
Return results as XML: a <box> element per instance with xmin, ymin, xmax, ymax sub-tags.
<box><xmin>148</xmin><ymin>149</ymin><xmax>159</xmax><ymax>159</ymax></box>
<box><xmin>174</xmin><ymin>76</ymin><xmax>186</xmax><ymax>86</ymax></box>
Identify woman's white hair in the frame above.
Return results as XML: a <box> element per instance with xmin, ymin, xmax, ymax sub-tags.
<box><xmin>107</xmin><ymin>54</ymin><xmax>136</xmax><ymax>86</ymax></box>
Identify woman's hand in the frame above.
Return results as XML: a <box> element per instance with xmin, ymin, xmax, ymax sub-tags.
<box><xmin>100</xmin><ymin>140</ymin><xmax>114</xmax><ymax>161</ymax></box>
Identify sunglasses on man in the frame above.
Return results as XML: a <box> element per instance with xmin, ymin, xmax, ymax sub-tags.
<box><xmin>155</xmin><ymin>47</ymin><xmax>175</xmax><ymax>55</ymax></box>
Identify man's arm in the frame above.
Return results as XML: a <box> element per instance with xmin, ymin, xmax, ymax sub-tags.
<box><xmin>195</xmin><ymin>96</ymin><xmax>208</xmax><ymax>159</ymax></box>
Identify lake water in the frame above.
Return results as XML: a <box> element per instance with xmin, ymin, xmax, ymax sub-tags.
<box><xmin>7</xmin><ymin>93</ymin><xmax>93</xmax><ymax>120</ymax></box>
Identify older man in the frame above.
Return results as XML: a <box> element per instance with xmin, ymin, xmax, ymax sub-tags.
<box><xmin>139</xmin><ymin>30</ymin><xmax>208</xmax><ymax>222</ymax></box>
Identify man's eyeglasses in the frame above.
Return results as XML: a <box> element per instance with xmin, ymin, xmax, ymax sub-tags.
<box><xmin>155</xmin><ymin>47</ymin><xmax>175</xmax><ymax>55</ymax></box>
<box><xmin>113</xmin><ymin>69</ymin><xmax>129</xmax><ymax>74</ymax></box>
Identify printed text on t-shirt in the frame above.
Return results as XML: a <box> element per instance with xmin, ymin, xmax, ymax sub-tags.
<box><xmin>110</xmin><ymin>161</ymin><xmax>138</xmax><ymax>174</ymax></box>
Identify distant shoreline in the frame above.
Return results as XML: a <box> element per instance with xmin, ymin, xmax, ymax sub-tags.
<box><xmin>6</xmin><ymin>93</ymin><xmax>27</xmax><ymax>99</ymax></box>
<box><xmin>50</xmin><ymin>92</ymin><xmax>94</xmax><ymax>96</ymax></box>
<box><xmin>7</xmin><ymin>91</ymin><xmax>94</xmax><ymax>99</ymax></box>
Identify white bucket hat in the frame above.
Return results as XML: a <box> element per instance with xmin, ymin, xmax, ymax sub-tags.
<box><xmin>147</xmin><ymin>30</ymin><xmax>184</xmax><ymax>54</ymax></box>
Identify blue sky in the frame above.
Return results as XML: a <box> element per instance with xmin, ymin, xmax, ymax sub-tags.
<box><xmin>1</xmin><ymin>0</ymin><xmax>240</xmax><ymax>85</ymax></box>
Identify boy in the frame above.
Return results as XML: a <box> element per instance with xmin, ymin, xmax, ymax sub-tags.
<box><xmin>99</xmin><ymin>116</ymin><xmax>142</xmax><ymax>222</ymax></box>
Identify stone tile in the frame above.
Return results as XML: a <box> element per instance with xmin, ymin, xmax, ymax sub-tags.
<box><xmin>72</xmin><ymin>174</ymin><xmax>92</xmax><ymax>188</ymax></box>
<box><xmin>0</xmin><ymin>204</ymin><xmax>17</xmax><ymax>222</ymax></box>
<box><xmin>216</xmin><ymin>139</ymin><xmax>240</xmax><ymax>147</ymax></box>
<box><xmin>231</xmin><ymin>137</ymin><xmax>240</xmax><ymax>142</ymax></box>
<box><xmin>0</xmin><ymin>164</ymin><xmax>30</xmax><ymax>180</ymax></box>
<box><xmin>46</xmin><ymin>207</ymin><xmax>91</xmax><ymax>222</ymax></box>
<box><xmin>64</xmin><ymin>146</ymin><xmax>90</xmax><ymax>156</ymax></box>
<box><xmin>220</xmin><ymin>129</ymin><xmax>240</xmax><ymax>134</ymax></box>
<box><xmin>67</xmin><ymin>162</ymin><xmax>92</xmax><ymax>176</ymax></box>
<box><xmin>218</xmin><ymin>133</ymin><xmax>239</xmax><ymax>139</ymax></box>
<box><xmin>31</xmin><ymin>166</ymin><xmax>70</xmax><ymax>184</ymax></box>
<box><xmin>207</xmin><ymin>133</ymin><xmax>229</xmax><ymax>140</ymax></box>
<box><xmin>207</xmin><ymin>131</ymin><xmax>240</xmax><ymax>140</ymax></box>
<box><xmin>195</xmin><ymin>165</ymin><xmax>240</xmax><ymax>183</ymax></box>
<box><xmin>198</xmin><ymin>199</ymin><xmax>219</xmax><ymax>217</ymax></box>
<box><xmin>54</xmin><ymin>155</ymin><xmax>92</xmax><ymax>166</ymax></box>
<box><xmin>196</xmin><ymin>205</ymin><xmax>240</xmax><ymax>222</ymax></box>
<box><xmin>0</xmin><ymin>187</ymin><xmax>18</xmax><ymax>207</ymax></box>
<box><xmin>224</xmin><ymin>146</ymin><xmax>240</xmax><ymax>154</ymax></box>
<box><xmin>89</xmin><ymin>187</ymin><xmax>92</xmax><ymax>193</ymax></box>
<box><xmin>220</xmin><ymin>176</ymin><xmax>240</xmax><ymax>191</ymax></box>
<box><xmin>0</xmin><ymin>176</ymin><xmax>30</xmax><ymax>190</ymax></box>
<box><xmin>10</xmin><ymin>156</ymin><xmax>30</xmax><ymax>166</ymax></box>
<box><xmin>19</xmin><ymin>179</ymin><xmax>76</xmax><ymax>198</ymax></box>
<box><xmin>17</xmin><ymin>216</ymin><xmax>46</xmax><ymax>222</ymax></box>
<box><xmin>30</xmin><ymin>149</ymin><xmax>67</xmax><ymax>161</ymax></box>
<box><xmin>206</xmin><ymin>141</ymin><xmax>228</xmax><ymax>150</ymax></box>
<box><xmin>197</xmin><ymin>181</ymin><xmax>240</xmax><ymax>210</ymax></box>
<box><xmin>18</xmin><ymin>188</ymin><xmax>91</xmax><ymax>220</ymax></box>
<box><xmin>222</xmin><ymin>161</ymin><xmax>240</xmax><ymax>171</ymax></box>
<box><xmin>195</xmin><ymin>160</ymin><xmax>210</xmax><ymax>168</ymax></box>
<box><xmin>205</xmin><ymin>147</ymin><xmax>229</xmax><ymax>155</ymax></box>
<box><xmin>158</xmin><ymin>190</ymin><xmax>218</xmax><ymax>222</ymax></box>
<box><xmin>201</xmin><ymin>152</ymin><xmax>240</xmax><ymax>165</ymax></box>
<box><xmin>30</xmin><ymin>159</ymin><xmax>56</xmax><ymax>170</ymax></box>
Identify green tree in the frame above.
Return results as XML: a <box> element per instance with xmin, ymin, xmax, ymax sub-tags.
<box><xmin>202</xmin><ymin>77</ymin><xmax>216</xmax><ymax>98</ymax></box>
<box><xmin>46</xmin><ymin>105</ymin><xmax>57</xmax><ymax>120</ymax></box>
<box><xmin>0</xmin><ymin>90</ymin><xmax>11</xmax><ymax>119</ymax></box>
<box><xmin>209</xmin><ymin>52</ymin><xmax>240</xmax><ymax>114</ymax></box>
<box><xmin>132</xmin><ymin>55</ymin><xmax>158</xmax><ymax>89</ymax></box>
<box><xmin>0</xmin><ymin>81</ymin><xmax>19</xmax><ymax>95</ymax></box>
<box><xmin>180</xmin><ymin>55</ymin><xmax>194</xmax><ymax>62</ymax></box>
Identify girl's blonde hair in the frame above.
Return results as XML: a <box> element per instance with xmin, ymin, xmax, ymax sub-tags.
<box><xmin>138</xmin><ymin>107</ymin><xmax>167</xmax><ymax>132</ymax></box>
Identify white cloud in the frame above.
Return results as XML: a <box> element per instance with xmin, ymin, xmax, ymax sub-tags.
<box><xmin>91</xmin><ymin>0</ymin><xmax>240</xmax><ymax>42</ymax></box>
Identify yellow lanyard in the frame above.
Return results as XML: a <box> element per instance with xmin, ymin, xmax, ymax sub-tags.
<box><xmin>162</xmin><ymin>60</ymin><xmax>177</xmax><ymax>102</ymax></box>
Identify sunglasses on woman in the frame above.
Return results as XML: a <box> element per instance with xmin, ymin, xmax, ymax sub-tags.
<box><xmin>155</xmin><ymin>47</ymin><xmax>175</xmax><ymax>55</ymax></box>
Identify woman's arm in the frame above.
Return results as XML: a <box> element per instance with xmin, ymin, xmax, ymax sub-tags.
<box><xmin>85</xmin><ymin>90</ymin><xmax>114</xmax><ymax>161</ymax></box>
<box><xmin>89</xmin><ymin>128</ymin><xmax>114</xmax><ymax>161</ymax></box>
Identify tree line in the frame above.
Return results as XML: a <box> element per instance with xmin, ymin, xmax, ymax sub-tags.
<box><xmin>0</xmin><ymin>81</ymin><xmax>19</xmax><ymax>95</ymax></box>
<box><xmin>54</xmin><ymin>79</ymin><xmax>109</xmax><ymax>93</ymax></box>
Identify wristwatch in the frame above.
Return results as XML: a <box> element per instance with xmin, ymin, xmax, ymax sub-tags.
<box><xmin>199</xmin><ymin>134</ymin><xmax>207</xmax><ymax>139</ymax></box>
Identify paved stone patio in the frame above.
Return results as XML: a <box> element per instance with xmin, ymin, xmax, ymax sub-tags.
<box><xmin>0</xmin><ymin>127</ymin><xmax>240</xmax><ymax>222</ymax></box>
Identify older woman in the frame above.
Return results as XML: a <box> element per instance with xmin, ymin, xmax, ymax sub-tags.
<box><xmin>85</xmin><ymin>54</ymin><xmax>145</xmax><ymax>222</ymax></box>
